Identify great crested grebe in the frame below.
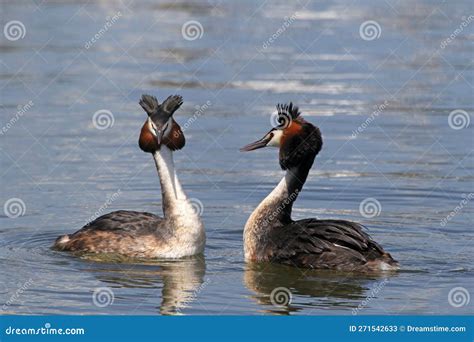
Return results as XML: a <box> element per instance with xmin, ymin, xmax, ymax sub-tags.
<box><xmin>240</xmin><ymin>103</ymin><xmax>398</xmax><ymax>272</ymax></box>
<box><xmin>53</xmin><ymin>94</ymin><xmax>205</xmax><ymax>258</ymax></box>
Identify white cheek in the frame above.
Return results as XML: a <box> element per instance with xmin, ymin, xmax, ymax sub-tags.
<box><xmin>163</xmin><ymin>118</ymin><xmax>173</xmax><ymax>136</ymax></box>
<box><xmin>147</xmin><ymin>119</ymin><xmax>157</xmax><ymax>137</ymax></box>
<box><xmin>267</xmin><ymin>130</ymin><xmax>283</xmax><ymax>147</ymax></box>
<box><xmin>148</xmin><ymin>118</ymin><xmax>173</xmax><ymax>137</ymax></box>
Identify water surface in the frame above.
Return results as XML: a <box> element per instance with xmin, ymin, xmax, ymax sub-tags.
<box><xmin>0</xmin><ymin>0</ymin><xmax>473</xmax><ymax>315</ymax></box>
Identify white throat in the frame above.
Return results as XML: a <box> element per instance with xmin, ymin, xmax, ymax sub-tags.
<box><xmin>244</xmin><ymin>173</ymin><xmax>290</xmax><ymax>232</ymax></box>
<box><xmin>152</xmin><ymin>146</ymin><xmax>205</xmax><ymax>254</ymax></box>
<box><xmin>244</xmin><ymin>171</ymin><xmax>299</xmax><ymax>260</ymax></box>
<box><xmin>255</xmin><ymin>176</ymin><xmax>289</xmax><ymax>214</ymax></box>
<box><xmin>153</xmin><ymin>145</ymin><xmax>188</xmax><ymax>203</ymax></box>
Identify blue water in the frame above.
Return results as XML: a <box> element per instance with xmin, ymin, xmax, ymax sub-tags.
<box><xmin>0</xmin><ymin>0</ymin><xmax>472</xmax><ymax>315</ymax></box>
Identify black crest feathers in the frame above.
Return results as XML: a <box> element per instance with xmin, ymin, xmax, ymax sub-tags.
<box><xmin>161</xmin><ymin>95</ymin><xmax>183</xmax><ymax>115</ymax></box>
<box><xmin>139</xmin><ymin>95</ymin><xmax>160</xmax><ymax>116</ymax></box>
<box><xmin>276</xmin><ymin>102</ymin><xmax>300</xmax><ymax>120</ymax></box>
<box><xmin>139</xmin><ymin>94</ymin><xmax>183</xmax><ymax>120</ymax></box>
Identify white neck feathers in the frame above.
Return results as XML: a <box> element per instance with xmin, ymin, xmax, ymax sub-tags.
<box><xmin>255</xmin><ymin>176</ymin><xmax>289</xmax><ymax>215</ymax></box>
<box><xmin>152</xmin><ymin>146</ymin><xmax>205</xmax><ymax>256</ymax></box>
<box><xmin>153</xmin><ymin>146</ymin><xmax>187</xmax><ymax>202</ymax></box>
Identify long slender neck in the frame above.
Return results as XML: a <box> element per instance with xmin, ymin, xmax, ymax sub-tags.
<box><xmin>152</xmin><ymin>146</ymin><xmax>189</xmax><ymax>218</ymax></box>
<box><xmin>247</xmin><ymin>157</ymin><xmax>314</xmax><ymax>230</ymax></box>
<box><xmin>151</xmin><ymin>145</ymin><xmax>205</xmax><ymax>255</ymax></box>
<box><xmin>243</xmin><ymin>157</ymin><xmax>314</xmax><ymax>260</ymax></box>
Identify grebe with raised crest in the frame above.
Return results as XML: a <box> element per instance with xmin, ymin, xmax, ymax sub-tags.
<box><xmin>240</xmin><ymin>103</ymin><xmax>398</xmax><ymax>272</ymax></box>
<box><xmin>53</xmin><ymin>94</ymin><xmax>205</xmax><ymax>258</ymax></box>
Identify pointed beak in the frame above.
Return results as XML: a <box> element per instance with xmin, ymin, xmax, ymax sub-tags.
<box><xmin>240</xmin><ymin>134</ymin><xmax>272</xmax><ymax>152</ymax></box>
<box><xmin>155</xmin><ymin>129</ymin><xmax>165</xmax><ymax>146</ymax></box>
<box><xmin>150</xmin><ymin>118</ymin><xmax>169</xmax><ymax>146</ymax></box>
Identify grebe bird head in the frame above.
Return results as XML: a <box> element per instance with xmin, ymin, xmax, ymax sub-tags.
<box><xmin>138</xmin><ymin>94</ymin><xmax>186</xmax><ymax>153</ymax></box>
<box><xmin>240</xmin><ymin>102</ymin><xmax>323</xmax><ymax>169</ymax></box>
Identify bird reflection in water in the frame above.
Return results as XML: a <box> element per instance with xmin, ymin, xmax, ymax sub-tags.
<box><xmin>244</xmin><ymin>262</ymin><xmax>397</xmax><ymax>315</ymax></box>
<box><xmin>81</xmin><ymin>254</ymin><xmax>206</xmax><ymax>315</ymax></box>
